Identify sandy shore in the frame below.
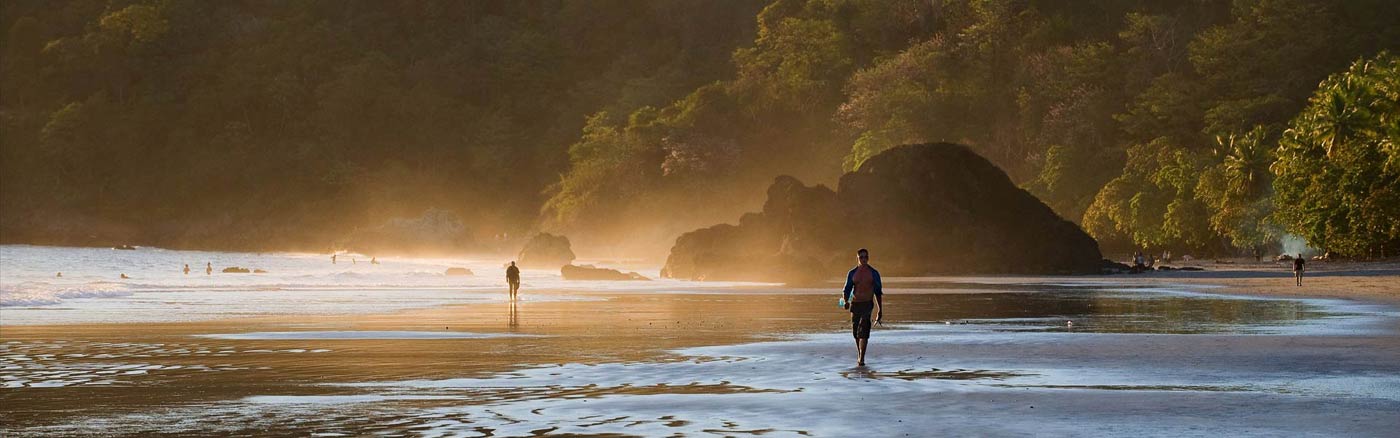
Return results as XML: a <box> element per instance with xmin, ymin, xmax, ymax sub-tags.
<box><xmin>2</xmin><ymin>266</ymin><xmax>1399</xmax><ymax>436</ymax></box>
<box><xmin>1107</xmin><ymin>259</ymin><xmax>1400</xmax><ymax>304</ymax></box>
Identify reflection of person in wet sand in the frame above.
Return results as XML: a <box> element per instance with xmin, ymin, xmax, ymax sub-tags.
<box><xmin>506</xmin><ymin>261</ymin><xmax>521</xmax><ymax>299</ymax></box>
<box><xmin>842</xmin><ymin>248</ymin><xmax>883</xmax><ymax>366</ymax></box>
<box><xmin>508</xmin><ymin>299</ymin><xmax>519</xmax><ymax>330</ymax></box>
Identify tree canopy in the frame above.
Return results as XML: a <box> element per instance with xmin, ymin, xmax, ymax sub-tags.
<box><xmin>3</xmin><ymin>0</ymin><xmax>1398</xmax><ymax>258</ymax></box>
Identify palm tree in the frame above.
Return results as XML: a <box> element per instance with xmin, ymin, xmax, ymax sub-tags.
<box><xmin>1216</xmin><ymin>125</ymin><xmax>1273</xmax><ymax>199</ymax></box>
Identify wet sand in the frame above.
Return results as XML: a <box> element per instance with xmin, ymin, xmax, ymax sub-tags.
<box><xmin>1135</xmin><ymin>259</ymin><xmax>1400</xmax><ymax>304</ymax></box>
<box><xmin>2</xmin><ymin>277</ymin><xmax>1399</xmax><ymax>436</ymax></box>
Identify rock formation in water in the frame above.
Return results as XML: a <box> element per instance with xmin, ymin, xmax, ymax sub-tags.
<box><xmin>444</xmin><ymin>267</ymin><xmax>473</xmax><ymax>276</ymax></box>
<box><xmin>662</xmin><ymin>143</ymin><xmax>1103</xmax><ymax>282</ymax></box>
<box><xmin>561</xmin><ymin>264</ymin><xmax>651</xmax><ymax>281</ymax></box>
<box><xmin>517</xmin><ymin>233</ymin><xmax>576</xmax><ymax>269</ymax></box>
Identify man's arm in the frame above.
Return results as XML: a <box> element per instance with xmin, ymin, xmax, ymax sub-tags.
<box><xmin>875</xmin><ymin>294</ymin><xmax>883</xmax><ymax>324</ymax></box>
<box><xmin>873</xmin><ymin>269</ymin><xmax>884</xmax><ymax>323</ymax></box>
<box><xmin>841</xmin><ymin>269</ymin><xmax>855</xmax><ymax>301</ymax></box>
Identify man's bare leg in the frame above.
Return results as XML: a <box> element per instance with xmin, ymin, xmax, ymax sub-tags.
<box><xmin>857</xmin><ymin>338</ymin><xmax>867</xmax><ymax>366</ymax></box>
<box><xmin>854</xmin><ymin>338</ymin><xmax>861</xmax><ymax>364</ymax></box>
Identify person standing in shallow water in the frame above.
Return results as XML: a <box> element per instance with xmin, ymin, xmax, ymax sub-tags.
<box><xmin>842</xmin><ymin>248</ymin><xmax>883</xmax><ymax>366</ymax></box>
<box><xmin>1293</xmin><ymin>253</ymin><xmax>1306</xmax><ymax>286</ymax></box>
<box><xmin>506</xmin><ymin>261</ymin><xmax>521</xmax><ymax>300</ymax></box>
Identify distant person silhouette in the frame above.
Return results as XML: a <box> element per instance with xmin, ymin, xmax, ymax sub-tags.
<box><xmin>1293</xmin><ymin>253</ymin><xmax>1305</xmax><ymax>286</ymax></box>
<box><xmin>120</xmin><ymin>273</ymin><xmax>130</xmax><ymax>279</ymax></box>
<box><xmin>183</xmin><ymin>264</ymin><xmax>190</xmax><ymax>275</ymax></box>
<box><xmin>332</xmin><ymin>254</ymin><xmax>337</xmax><ymax>264</ymax></box>
<box><xmin>841</xmin><ymin>248</ymin><xmax>883</xmax><ymax>366</ymax></box>
<box><xmin>506</xmin><ymin>261</ymin><xmax>521</xmax><ymax>299</ymax></box>
<box><xmin>371</xmin><ymin>257</ymin><xmax>379</xmax><ymax>265</ymax></box>
<box><xmin>206</xmin><ymin>262</ymin><xmax>212</xmax><ymax>275</ymax></box>
<box><xmin>56</xmin><ymin>272</ymin><xmax>62</xmax><ymax>278</ymax></box>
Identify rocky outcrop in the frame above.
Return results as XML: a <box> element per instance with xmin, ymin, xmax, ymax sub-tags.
<box><xmin>221</xmin><ymin>266</ymin><xmax>251</xmax><ymax>273</ymax></box>
<box><xmin>662</xmin><ymin>143</ymin><xmax>1103</xmax><ymax>282</ymax></box>
<box><xmin>561</xmin><ymin>264</ymin><xmax>651</xmax><ymax>281</ymax></box>
<box><xmin>444</xmin><ymin>267</ymin><xmax>473</xmax><ymax>276</ymax></box>
<box><xmin>517</xmin><ymin>233</ymin><xmax>576</xmax><ymax>269</ymax></box>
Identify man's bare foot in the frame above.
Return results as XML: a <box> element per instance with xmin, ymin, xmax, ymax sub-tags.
<box><xmin>857</xmin><ymin>360</ymin><xmax>865</xmax><ymax>366</ymax></box>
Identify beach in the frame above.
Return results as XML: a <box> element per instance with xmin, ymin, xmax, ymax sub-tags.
<box><xmin>2</xmin><ymin>246</ymin><xmax>1399</xmax><ymax>436</ymax></box>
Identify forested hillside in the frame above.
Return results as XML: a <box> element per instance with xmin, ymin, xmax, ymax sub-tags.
<box><xmin>0</xmin><ymin>0</ymin><xmax>766</xmax><ymax>251</ymax></box>
<box><xmin>3</xmin><ymin>0</ymin><xmax>1397</xmax><ymax>258</ymax></box>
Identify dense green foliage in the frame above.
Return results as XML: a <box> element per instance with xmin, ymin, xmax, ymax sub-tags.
<box><xmin>1272</xmin><ymin>53</ymin><xmax>1400</xmax><ymax>257</ymax></box>
<box><xmin>1</xmin><ymin>0</ymin><xmax>764</xmax><ymax>250</ymax></box>
<box><xmin>3</xmin><ymin>0</ymin><xmax>1398</xmax><ymax>257</ymax></box>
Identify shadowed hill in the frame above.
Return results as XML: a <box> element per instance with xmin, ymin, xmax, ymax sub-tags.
<box><xmin>662</xmin><ymin>143</ymin><xmax>1103</xmax><ymax>282</ymax></box>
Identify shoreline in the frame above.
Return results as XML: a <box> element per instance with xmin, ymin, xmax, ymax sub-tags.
<box><xmin>1095</xmin><ymin>259</ymin><xmax>1400</xmax><ymax>305</ymax></box>
<box><xmin>3</xmin><ymin>277</ymin><xmax>1397</xmax><ymax>436</ymax></box>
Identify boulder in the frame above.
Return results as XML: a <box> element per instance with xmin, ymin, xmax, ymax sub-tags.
<box><xmin>444</xmin><ymin>267</ymin><xmax>473</xmax><ymax>276</ymax></box>
<box><xmin>1100</xmin><ymin>259</ymin><xmax>1132</xmax><ymax>274</ymax></box>
<box><xmin>222</xmin><ymin>266</ymin><xmax>251</xmax><ymax>273</ymax></box>
<box><xmin>661</xmin><ymin>143</ymin><xmax>1104</xmax><ymax>282</ymax></box>
<box><xmin>518</xmin><ymin>233</ymin><xmax>576</xmax><ymax>269</ymax></box>
<box><xmin>561</xmin><ymin>264</ymin><xmax>651</xmax><ymax>281</ymax></box>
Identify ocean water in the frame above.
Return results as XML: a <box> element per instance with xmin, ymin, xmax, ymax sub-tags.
<box><xmin>0</xmin><ymin>245</ymin><xmax>762</xmax><ymax>324</ymax></box>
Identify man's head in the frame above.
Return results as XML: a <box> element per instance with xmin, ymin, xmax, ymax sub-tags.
<box><xmin>857</xmin><ymin>248</ymin><xmax>869</xmax><ymax>266</ymax></box>
<box><xmin>510</xmin><ymin>261</ymin><xmax>516</xmax><ymax>266</ymax></box>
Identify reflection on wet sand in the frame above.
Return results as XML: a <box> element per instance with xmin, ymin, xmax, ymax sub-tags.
<box><xmin>2</xmin><ymin>284</ymin><xmax>1398</xmax><ymax>436</ymax></box>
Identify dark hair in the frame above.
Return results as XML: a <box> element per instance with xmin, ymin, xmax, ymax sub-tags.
<box><xmin>857</xmin><ymin>248</ymin><xmax>869</xmax><ymax>256</ymax></box>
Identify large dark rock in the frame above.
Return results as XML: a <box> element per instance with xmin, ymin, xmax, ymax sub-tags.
<box><xmin>561</xmin><ymin>264</ymin><xmax>651</xmax><ymax>281</ymax></box>
<box><xmin>517</xmin><ymin>233</ymin><xmax>576</xmax><ymax>269</ymax></box>
<box><xmin>661</xmin><ymin>143</ymin><xmax>1103</xmax><ymax>282</ymax></box>
<box><xmin>660</xmin><ymin>176</ymin><xmax>837</xmax><ymax>284</ymax></box>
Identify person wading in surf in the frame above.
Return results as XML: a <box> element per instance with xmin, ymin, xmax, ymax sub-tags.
<box><xmin>842</xmin><ymin>248</ymin><xmax>883</xmax><ymax>366</ymax></box>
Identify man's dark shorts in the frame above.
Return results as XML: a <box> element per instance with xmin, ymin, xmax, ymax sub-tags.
<box><xmin>850</xmin><ymin>301</ymin><xmax>875</xmax><ymax>339</ymax></box>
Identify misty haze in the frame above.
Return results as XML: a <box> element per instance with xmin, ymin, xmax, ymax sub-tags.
<box><xmin>2</xmin><ymin>1</ymin><xmax>1399</xmax><ymax>436</ymax></box>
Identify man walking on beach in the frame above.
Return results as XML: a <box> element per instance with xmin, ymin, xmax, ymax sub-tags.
<box><xmin>1293</xmin><ymin>253</ymin><xmax>1305</xmax><ymax>286</ymax></box>
<box><xmin>506</xmin><ymin>261</ymin><xmax>521</xmax><ymax>299</ymax></box>
<box><xmin>842</xmin><ymin>248</ymin><xmax>883</xmax><ymax>366</ymax></box>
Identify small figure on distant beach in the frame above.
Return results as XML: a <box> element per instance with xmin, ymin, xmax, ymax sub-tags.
<box><xmin>1293</xmin><ymin>253</ymin><xmax>1305</xmax><ymax>286</ymax></box>
<box><xmin>371</xmin><ymin>257</ymin><xmax>379</xmax><ymax>265</ymax></box>
<box><xmin>842</xmin><ymin>248</ymin><xmax>883</xmax><ymax>366</ymax></box>
<box><xmin>506</xmin><ymin>261</ymin><xmax>521</xmax><ymax>299</ymax></box>
<box><xmin>56</xmin><ymin>272</ymin><xmax>62</xmax><ymax>278</ymax></box>
<box><xmin>332</xmin><ymin>254</ymin><xmax>337</xmax><ymax>264</ymax></box>
<box><xmin>183</xmin><ymin>264</ymin><xmax>190</xmax><ymax>275</ymax></box>
<box><xmin>120</xmin><ymin>273</ymin><xmax>130</xmax><ymax>279</ymax></box>
<box><xmin>206</xmin><ymin>262</ymin><xmax>212</xmax><ymax>275</ymax></box>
